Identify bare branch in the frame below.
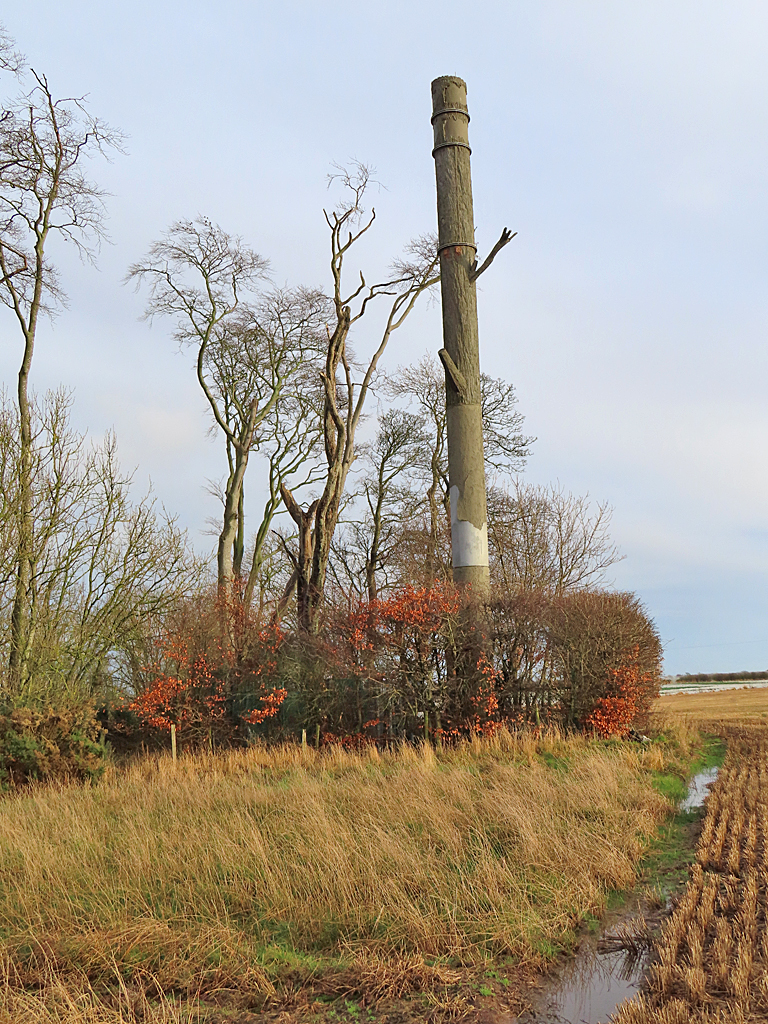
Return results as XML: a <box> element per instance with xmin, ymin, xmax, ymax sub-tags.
<box><xmin>0</xmin><ymin>24</ymin><xmax>24</xmax><ymax>76</ymax></box>
<box><xmin>438</xmin><ymin>348</ymin><xmax>468</xmax><ymax>400</ymax></box>
<box><xmin>469</xmin><ymin>227</ymin><xmax>517</xmax><ymax>282</ymax></box>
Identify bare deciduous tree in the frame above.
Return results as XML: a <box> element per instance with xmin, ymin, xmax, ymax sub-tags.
<box><xmin>385</xmin><ymin>352</ymin><xmax>533</xmax><ymax>583</ymax></box>
<box><xmin>128</xmin><ymin>220</ymin><xmax>326</xmax><ymax>600</ymax></box>
<box><xmin>204</xmin><ymin>286</ymin><xmax>328</xmax><ymax>607</ymax></box>
<box><xmin>385</xmin><ymin>355</ymin><xmax>449</xmax><ymax>584</ymax></box>
<box><xmin>0</xmin><ymin>25</ymin><xmax>23</xmax><ymax>75</ymax></box>
<box><xmin>280</xmin><ymin>166</ymin><xmax>440</xmax><ymax>632</ymax></box>
<box><xmin>0</xmin><ymin>391</ymin><xmax>201</xmax><ymax>704</ymax></box>
<box><xmin>241</xmin><ymin>345</ymin><xmax>327</xmax><ymax>612</ymax></box>
<box><xmin>487</xmin><ymin>480</ymin><xmax>623</xmax><ymax>595</ymax></box>
<box><xmin>0</xmin><ymin>34</ymin><xmax>123</xmax><ymax>688</ymax></box>
<box><xmin>330</xmin><ymin>408</ymin><xmax>430</xmax><ymax>602</ymax></box>
<box><xmin>128</xmin><ymin>218</ymin><xmax>267</xmax><ymax>591</ymax></box>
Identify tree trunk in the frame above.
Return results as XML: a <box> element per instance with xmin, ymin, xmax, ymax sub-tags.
<box><xmin>431</xmin><ymin>76</ymin><xmax>490</xmax><ymax>595</ymax></box>
<box><xmin>283</xmin><ymin>312</ymin><xmax>353</xmax><ymax>633</ymax></box>
<box><xmin>233</xmin><ymin>486</ymin><xmax>245</xmax><ymax>579</ymax></box>
<box><xmin>425</xmin><ymin>452</ymin><xmax>447</xmax><ymax>585</ymax></box>
<box><xmin>365</xmin><ymin>483</ymin><xmax>385</xmax><ymax>603</ymax></box>
<box><xmin>9</xmin><ymin>351</ymin><xmax>33</xmax><ymax>689</ymax></box>
<box><xmin>217</xmin><ymin>401</ymin><xmax>258</xmax><ymax>592</ymax></box>
<box><xmin>217</xmin><ymin>449</ymin><xmax>249</xmax><ymax>589</ymax></box>
<box><xmin>9</xmin><ymin>230</ymin><xmax>47</xmax><ymax>690</ymax></box>
<box><xmin>307</xmin><ymin>477</ymin><xmax>345</xmax><ymax>629</ymax></box>
<box><xmin>280</xmin><ymin>483</ymin><xmax>319</xmax><ymax>632</ymax></box>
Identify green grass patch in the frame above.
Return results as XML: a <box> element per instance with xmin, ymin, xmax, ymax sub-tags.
<box><xmin>640</xmin><ymin>730</ymin><xmax>726</xmax><ymax>895</ymax></box>
<box><xmin>692</xmin><ymin>736</ymin><xmax>727</xmax><ymax>771</ymax></box>
<box><xmin>539</xmin><ymin>750</ymin><xmax>572</xmax><ymax>772</ymax></box>
<box><xmin>641</xmin><ymin>810</ymin><xmax>700</xmax><ymax>893</ymax></box>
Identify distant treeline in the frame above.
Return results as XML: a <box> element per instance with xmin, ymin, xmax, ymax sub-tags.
<box><xmin>676</xmin><ymin>671</ymin><xmax>768</xmax><ymax>683</ymax></box>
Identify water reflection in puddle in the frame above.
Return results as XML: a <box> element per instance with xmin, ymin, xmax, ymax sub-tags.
<box><xmin>520</xmin><ymin>767</ymin><xmax>720</xmax><ymax>1022</ymax></box>
<box><xmin>524</xmin><ymin>924</ymin><xmax>648</xmax><ymax>1023</ymax></box>
<box><xmin>680</xmin><ymin>766</ymin><xmax>719</xmax><ymax>811</ymax></box>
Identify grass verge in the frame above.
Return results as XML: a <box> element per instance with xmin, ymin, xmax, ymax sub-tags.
<box><xmin>0</xmin><ymin>725</ymin><xmax>704</xmax><ymax>1022</ymax></box>
<box><xmin>637</xmin><ymin>721</ymin><xmax>727</xmax><ymax>898</ymax></box>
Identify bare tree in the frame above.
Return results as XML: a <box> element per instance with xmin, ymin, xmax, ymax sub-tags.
<box><xmin>241</xmin><ymin>344</ymin><xmax>326</xmax><ymax>612</ymax></box>
<box><xmin>0</xmin><ymin>36</ymin><xmax>123</xmax><ymax>688</ymax></box>
<box><xmin>128</xmin><ymin>220</ymin><xmax>327</xmax><ymax>599</ymax></box>
<box><xmin>486</xmin><ymin>480</ymin><xmax>623</xmax><ymax>595</ymax></box>
<box><xmin>280</xmin><ymin>166</ymin><xmax>439</xmax><ymax>632</ymax></box>
<box><xmin>203</xmin><ymin>286</ymin><xmax>328</xmax><ymax>606</ymax></box>
<box><xmin>480</xmin><ymin>374</ymin><xmax>536</xmax><ymax>476</ymax></box>
<box><xmin>0</xmin><ymin>390</ymin><xmax>201</xmax><ymax>704</ymax></box>
<box><xmin>330</xmin><ymin>408</ymin><xmax>430</xmax><ymax>601</ymax></box>
<box><xmin>386</xmin><ymin>352</ymin><xmax>533</xmax><ymax>582</ymax></box>
<box><xmin>127</xmin><ymin>218</ymin><xmax>267</xmax><ymax>591</ymax></box>
<box><xmin>385</xmin><ymin>355</ymin><xmax>449</xmax><ymax>583</ymax></box>
<box><xmin>0</xmin><ymin>24</ymin><xmax>23</xmax><ymax>75</ymax></box>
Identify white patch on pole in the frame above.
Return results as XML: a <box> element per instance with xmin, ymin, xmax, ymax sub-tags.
<box><xmin>450</xmin><ymin>485</ymin><xmax>489</xmax><ymax>567</ymax></box>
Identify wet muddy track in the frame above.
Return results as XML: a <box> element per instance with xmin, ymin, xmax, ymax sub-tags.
<box><xmin>612</xmin><ymin>723</ymin><xmax>768</xmax><ymax>1023</ymax></box>
<box><xmin>516</xmin><ymin>763</ymin><xmax>721</xmax><ymax>1024</ymax></box>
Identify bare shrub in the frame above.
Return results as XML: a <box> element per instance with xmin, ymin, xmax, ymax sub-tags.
<box><xmin>0</xmin><ymin>391</ymin><xmax>200</xmax><ymax>706</ymax></box>
<box><xmin>546</xmin><ymin>590</ymin><xmax>662</xmax><ymax>730</ymax></box>
<box><xmin>483</xmin><ymin>587</ymin><xmax>661</xmax><ymax>733</ymax></box>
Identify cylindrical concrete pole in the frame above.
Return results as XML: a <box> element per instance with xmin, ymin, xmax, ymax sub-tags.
<box><xmin>431</xmin><ymin>75</ymin><xmax>489</xmax><ymax>593</ymax></box>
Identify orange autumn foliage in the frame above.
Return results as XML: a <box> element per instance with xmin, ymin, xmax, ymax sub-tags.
<box><xmin>584</xmin><ymin>646</ymin><xmax>654</xmax><ymax>737</ymax></box>
<box><xmin>119</xmin><ymin>582</ymin><xmax>661</xmax><ymax>750</ymax></box>
<box><xmin>129</xmin><ymin>588</ymin><xmax>287</xmax><ymax>743</ymax></box>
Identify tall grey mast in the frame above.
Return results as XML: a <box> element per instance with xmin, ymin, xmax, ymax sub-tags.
<box><xmin>431</xmin><ymin>75</ymin><xmax>490</xmax><ymax>593</ymax></box>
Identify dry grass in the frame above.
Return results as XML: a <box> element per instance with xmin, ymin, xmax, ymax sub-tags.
<box><xmin>654</xmin><ymin>685</ymin><xmax>768</xmax><ymax>723</ymax></box>
<box><xmin>0</xmin><ymin>963</ymin><xmax>193</xmax><ymax>1023</ymax></box>
<box><xmin>0</xmin><ymin>729</ymin><xmax>679</xmax><ymax>1021</ymax></box>
<box><xmin>614</xmin><ymin>723</ymin><xmax>768</xmax><ymax>1024</ymax></box>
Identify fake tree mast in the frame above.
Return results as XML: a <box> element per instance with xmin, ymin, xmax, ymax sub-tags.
<box><xmin>431</xmin><ymin>75</ymin><xmax>513</xmax><ymax>594</ymax></box>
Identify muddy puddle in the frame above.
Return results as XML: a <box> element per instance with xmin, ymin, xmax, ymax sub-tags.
<box><xmin>680</xmin><ymin>765</ymin><xmax>719</xmax><ymax>812</ymax></box>
<box><xmin>519</xmin><ymin>903</ymin><xmax>650</xmax><ymax>1023</ymax></box>
<box><xmin>517</xmin><ymin>766</ymin><xmax>719</xmax><ymax>1023</ymax></box>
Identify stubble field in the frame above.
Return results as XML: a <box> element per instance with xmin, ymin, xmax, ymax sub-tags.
<box><xmin>655</xmin><ymin>686</ymin><xmax>768</xmax><ymax>723</ymax></box>
<box><xmin>615</xmin><ymin>721</ymin><xmax>768</xmax><ymax>1023</ymax></box>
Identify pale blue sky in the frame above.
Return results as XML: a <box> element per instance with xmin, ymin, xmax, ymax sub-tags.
<box><xmin>5</xmin><ymin>2</ymin><xmax>768</xmax><ymax>673</ymax></box>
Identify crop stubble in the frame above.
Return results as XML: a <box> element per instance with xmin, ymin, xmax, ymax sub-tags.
<box><xmin>655</xmin><ymin>686</ymin><xmax>768</xmax><ymax>722</ymax></box>
<box><xmin>615</xmin><ymin>723</ymin><xmax>768</xmax><ymax>1024</ymax></box>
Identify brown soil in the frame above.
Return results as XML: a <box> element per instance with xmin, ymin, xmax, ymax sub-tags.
<box><xmin>127</xmin><ymin>964</ymin><xmax>537</xmax><ymax>1023</ymax></box>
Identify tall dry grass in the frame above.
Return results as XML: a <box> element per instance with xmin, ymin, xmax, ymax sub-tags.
<box><xmin>0</xmin><ymin>962</ymin><xmax>192</xmax><ymax>1023</ymax></box>
<box><xmin>0</xmin><ymin>729</ymin><xmax>674</xmax><ymax>1020</ymax></box>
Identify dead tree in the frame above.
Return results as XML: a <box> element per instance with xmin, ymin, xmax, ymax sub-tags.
<box><xmin>431</xmin><ymin>76</ymin><xmax>516</xmax><ymax>594</ymax></box>
<box><xmin>281</xmin><ymin>166</ymin><xmax>439</xmax><ymax>632</ymax></box>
